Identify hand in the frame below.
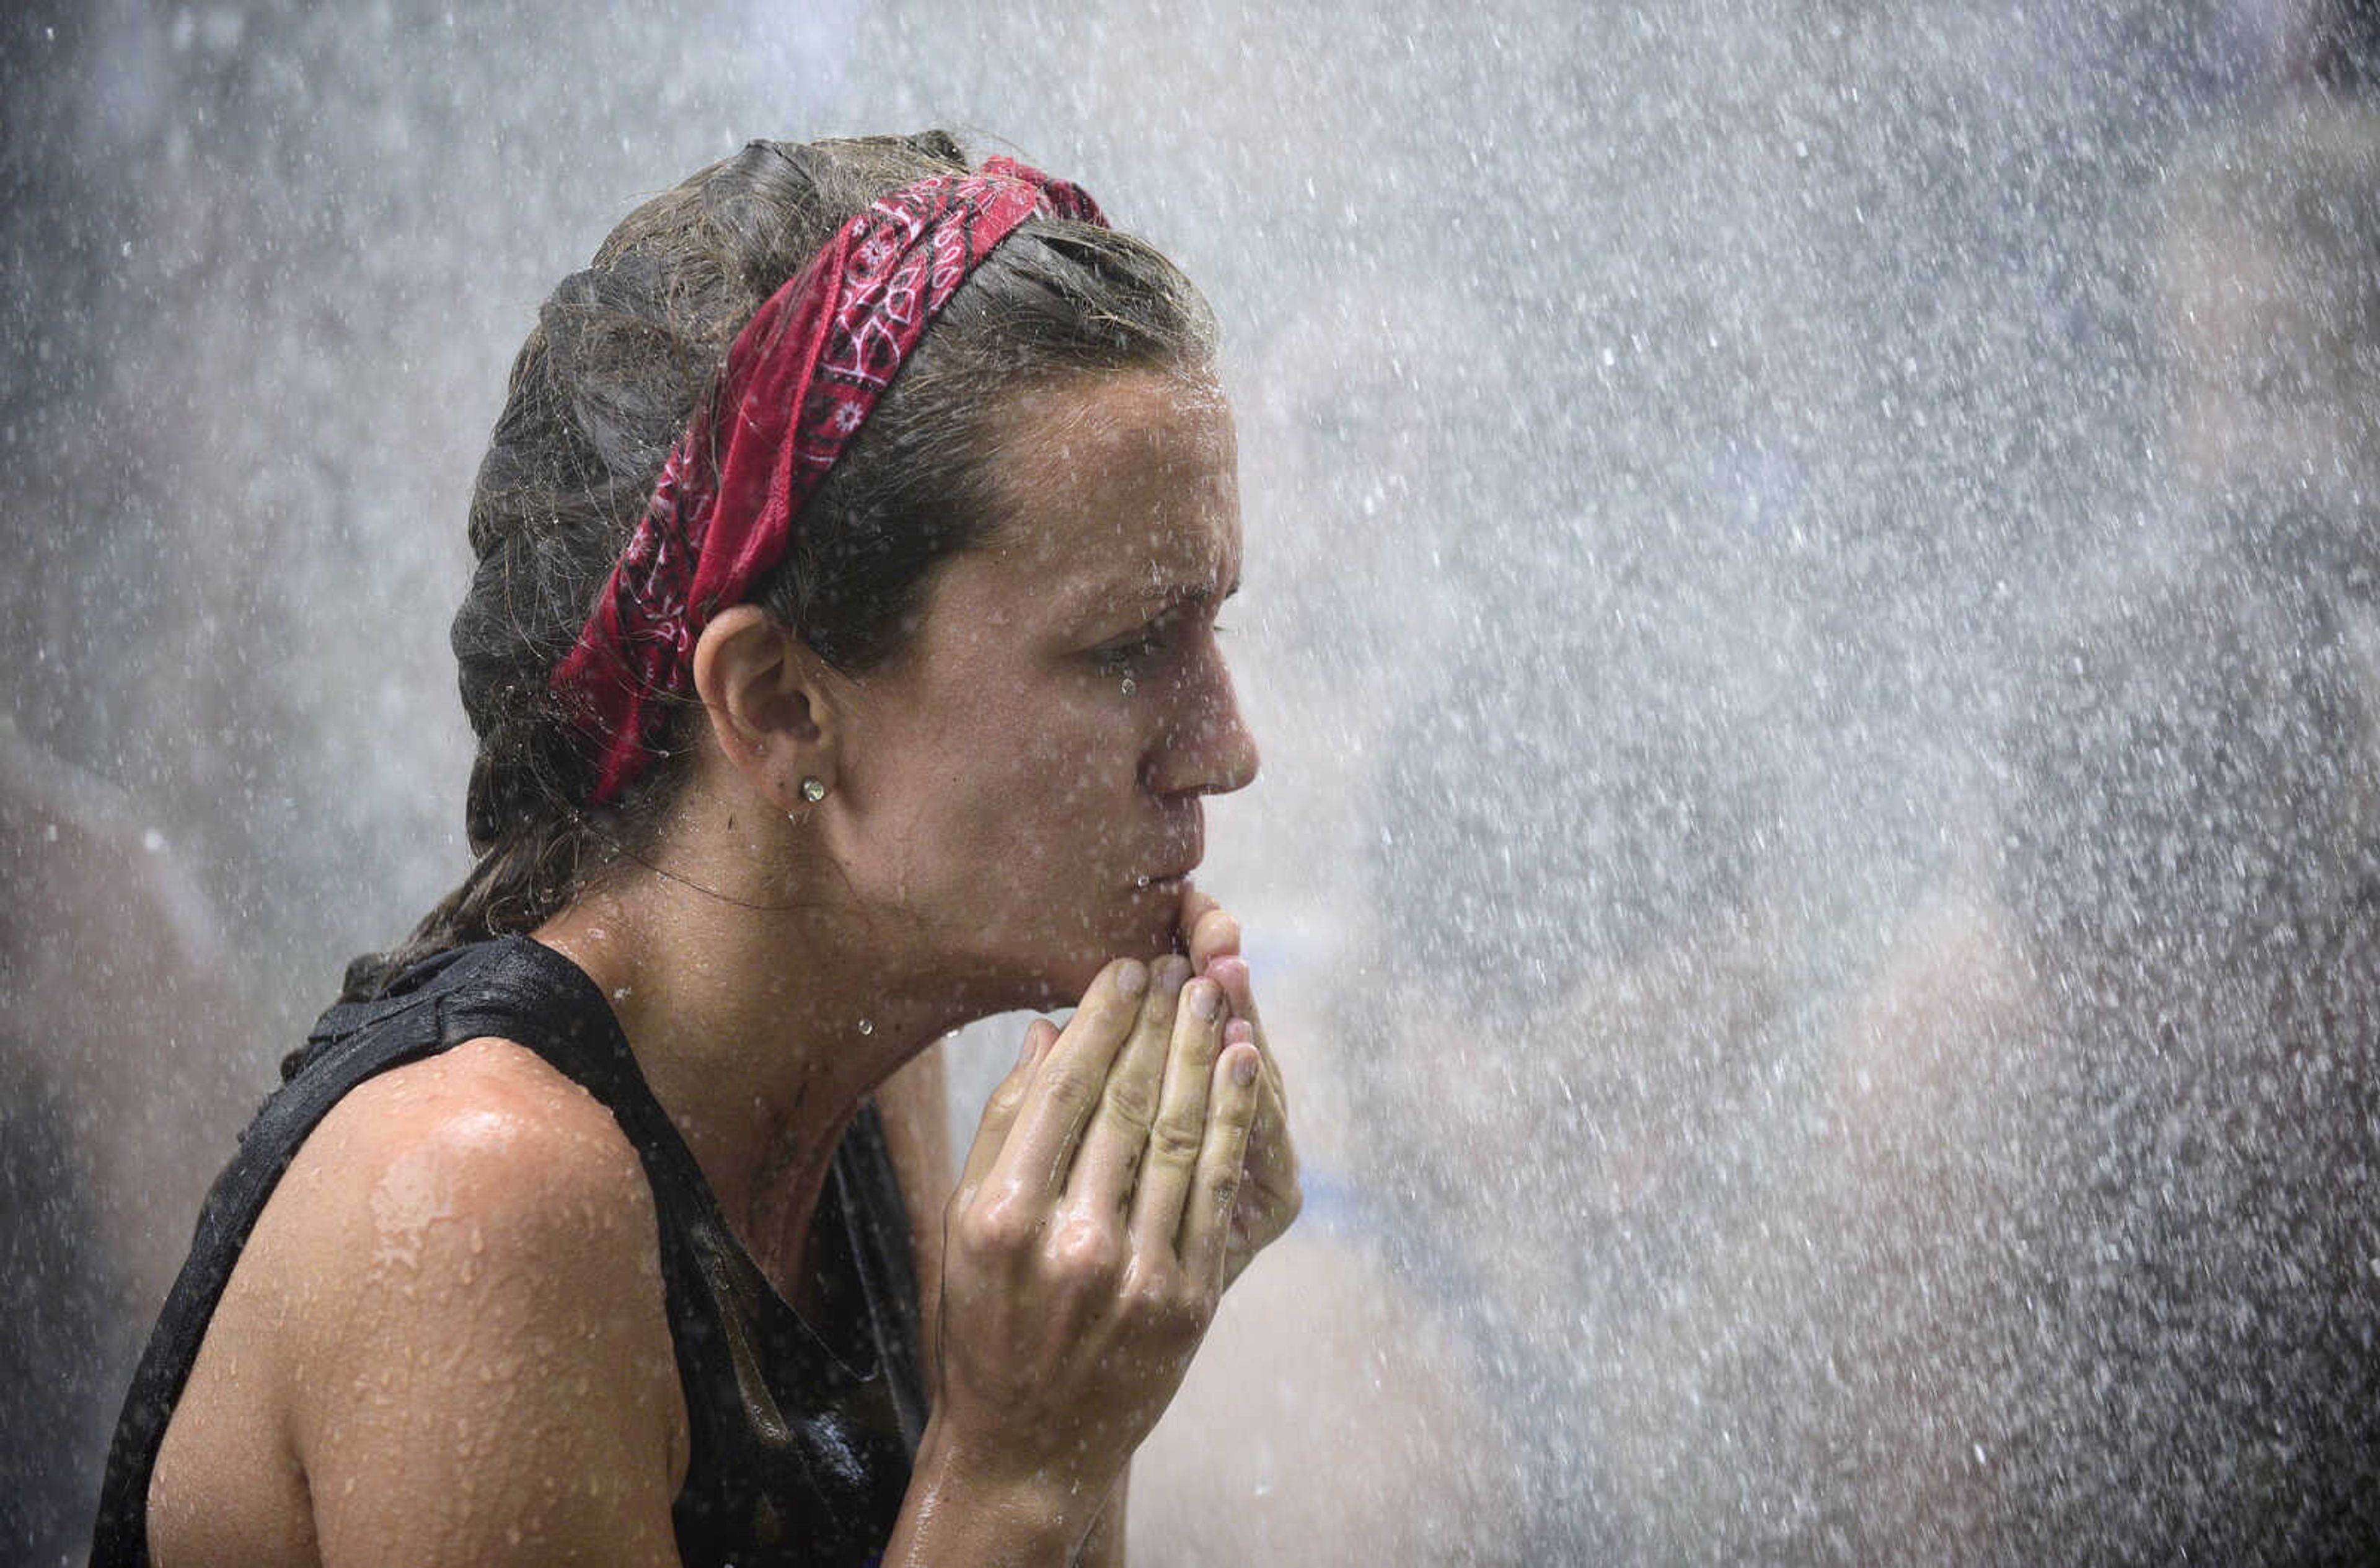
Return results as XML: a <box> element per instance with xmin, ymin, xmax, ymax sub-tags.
<box><xmin>929</xmin><ymin>957</ymin><xmax>1263</xmax><ymax>1512</ymax></box>
<box><xmin>1178</xmin><ymin>888</ymin><xmax>1303</xmax><ymax>1291</ymax></box>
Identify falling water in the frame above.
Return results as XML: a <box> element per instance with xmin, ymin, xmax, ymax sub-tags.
<box><xmin>6</xmin><ymin>1</ymin><xmax>2378</xmax><ymax>1561</ymax></box>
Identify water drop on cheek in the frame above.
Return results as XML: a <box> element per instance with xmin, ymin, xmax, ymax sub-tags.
<box><xmin>857</xmin><ymin>1018</ymin><xmax>873</xmax><ymax>1036</ymax></box>
<box><xmin>1119</xmin><ymin>677</ymin><xmax>1137</xmax><ymax>697</ymax></box>
<box><xmin>1135</xmin><ymin>874</ymin><xmax>1152</xmax><ymax>890</ymax></box>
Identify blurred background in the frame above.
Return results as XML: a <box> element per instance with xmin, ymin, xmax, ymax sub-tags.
<box><xmin>7</xmin><ymin>0</ymin><xmax>2380</xmax><ymax>1560</ymax></box>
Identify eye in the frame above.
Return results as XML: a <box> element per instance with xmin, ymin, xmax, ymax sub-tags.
<box><xmin>1095</xmin><ymin>629</ymin><xmax>1166</xmax><ymax>679</ymax></box>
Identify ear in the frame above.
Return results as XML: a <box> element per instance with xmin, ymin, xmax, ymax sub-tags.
<box><xmin>689</xmin><ymin>605</ymin><xmax>837</xmax><ymax>811</ymax></box>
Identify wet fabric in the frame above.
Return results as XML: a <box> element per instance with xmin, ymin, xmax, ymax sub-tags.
<box><xmin>552</xmin><ymin>156</ymin><xmax>1106</xmax><ymax>804</ymax></box>
<box><xmin>90</xmin><ymin>936</ymin><xmax>926</xmax><ymax>1567</ymax></box>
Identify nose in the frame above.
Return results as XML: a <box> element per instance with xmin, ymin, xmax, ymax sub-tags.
<box><xmin>1148</xmin><ymin>654</ymin><xmax>1259</xmax><ymax>798</ymax></box>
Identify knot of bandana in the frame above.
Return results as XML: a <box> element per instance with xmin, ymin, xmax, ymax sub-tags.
<box><xmin>550</xmin><ymin>156</ymin><xmax>1109</xmax><ymax>804</ymax></box>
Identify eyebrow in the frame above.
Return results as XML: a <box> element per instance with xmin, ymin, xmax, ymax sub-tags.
<box><xmin>1046</xmin><ymin>574</ymin><xmax>1240</xmax><ymax>632</ymax></box>
<box><xmin>1141</xmin><ymin>578</ymin><xmax>1241</xmax><ymax>609</ymax></box>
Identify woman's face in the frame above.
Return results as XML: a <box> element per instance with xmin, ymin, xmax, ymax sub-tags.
<box><xmin>827</xmin><ymin>368</ymin><xmax>1258</xmax><ymax>1006</ymax></box>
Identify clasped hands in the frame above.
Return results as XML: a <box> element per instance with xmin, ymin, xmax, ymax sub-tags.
<box><xmin>927</xmin><ymin>889</ymin><xmax>1301</xmax><ymax>1509</ymax></box>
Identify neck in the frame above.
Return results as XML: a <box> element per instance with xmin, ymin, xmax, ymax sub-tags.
<box><xmin>532</xmin><ymin>819</ymin><xmax>979</xmax><ymax>1301</ymax></box>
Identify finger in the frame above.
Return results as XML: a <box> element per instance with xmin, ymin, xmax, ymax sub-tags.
<box><xmin>1066</xmin><ymin>955</ymin><xmax>1191</xmax><ymax>1209</ymax></box>
<box><xmin>1186</xmin><ymin>903</ymin><xmax>1241</xmax><ymax>976</ymax></box>
<box><xmin>1175</xmin><ymin>884</ymin><xmax>1222</xmax><ymax>954</ymax></box>
<box><xmin>957</xmin><ymin>1018</ymin><xmax>1058</xmax><ymax>1202</ymax></box>
<box><xmin>1202</xmin><ymin>953</ymin><xmax>1259</xmax><ymax>1031</ymax></box>
<box><xmin>1179</xmin><ymin>1037</ymin><xmax>1262</xmax><ymax>1284</ymax></box>
<box><xmin>989</xmin><ymin>959</ymin><xmax>1150</xmax><ymax>1200</ymax></box>
<box><xmin>1246</xmin><ymin>1064</ymin><xmax>1292</xmax><ymax>1174</ymax></box>
<box><xmin>1203</xmin><ymin>953</ymin><xmax>1293</xmax><ymax>1118</ymax></box>
<box><xmin>1127</xmin><ymin>977</ymin><xmax>1228</xmax><ymax>1258</ymax></box>
<box><xmin>1234</xmin><ymin>1061</ymin><xmax>1300</xmax><ymax>1249</ymax></box>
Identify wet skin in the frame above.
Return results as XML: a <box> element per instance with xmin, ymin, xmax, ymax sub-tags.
<box><xmin>147</xmin><ymin>369</ymin><xmax>1300</xmax><ymax>1567</ymax></box>
<box><xmin>820</xmin><ymin>368</ymin><xmax>1261</xmax><ymax>1006</ymax></box>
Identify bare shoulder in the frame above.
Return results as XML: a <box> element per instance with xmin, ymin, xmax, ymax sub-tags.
<box><xmin>284</xmin><ymin>1034</ymin><xmax>660</xmax><ymax>1267</ymax></box>
<box><xmin>152</xmin><ymin>1037</ymin><xmax>687</xmax><ymax>1567</ymax></box>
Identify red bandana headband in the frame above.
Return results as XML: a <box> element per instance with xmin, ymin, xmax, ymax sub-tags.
<box><xmin>550</xmin><ymin>156</ymin><xmax>1108</xmax><ymax>803</ymax></box>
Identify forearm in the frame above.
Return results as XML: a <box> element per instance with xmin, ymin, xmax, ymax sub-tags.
<box><xmin>883</xmin><ymin>1420</ymin><xmax>1101</xmax><ymax>1568</ymax></box>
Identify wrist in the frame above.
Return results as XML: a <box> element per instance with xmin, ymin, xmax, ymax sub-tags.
<box><xmin>888</xmin><ymin>1418</ymin><xmax>1100</xmax><ymax>1568</ymax></box>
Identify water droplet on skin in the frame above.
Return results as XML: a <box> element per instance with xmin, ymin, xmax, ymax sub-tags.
<box><xmin>1135</xmin><ymin>874</ymin><xmax>1152</xmax><ymax>890</ymax></box>
<box><xmin>1119</xmin><ymin>676</ymin><xmax>1136</xmax><ymax>697</ymax></box>
<box><xmin>857</xmin><ymin>1018</ymin><xmax>873</xmax><ymax>1036</ymax></box>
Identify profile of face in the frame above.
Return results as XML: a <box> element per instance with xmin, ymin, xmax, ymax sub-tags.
<box><xmin>824</xmin><ymin>369</ymin><xmax>1258</xmax><ymax>1006</ymax></box>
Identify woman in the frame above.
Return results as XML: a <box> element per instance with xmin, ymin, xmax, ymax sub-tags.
<box><xmin>92</xmin><ymin>132</ymin><xmax>1300</xmax><ymax>1566</ymax></box>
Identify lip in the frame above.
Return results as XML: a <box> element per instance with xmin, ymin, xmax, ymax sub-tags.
<box><xmin>1133</xmin><ymin>848</ymin><xmax>1204</xmax><ymax>891</ymax></box>
<box><xmin>1132</xmin><ymin>810</ymin><xmax>1204</xmax><ymax>890</ymax></box>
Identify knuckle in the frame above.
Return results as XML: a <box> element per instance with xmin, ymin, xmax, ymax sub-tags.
<box><xmin>1145</xmin><ymin>1115</ymin><xmax>1205</xmax><ymax>1168</ymax></box>
<box><xmin>1036</xmin><ymin>1062</ymin><xmax>1099</xmax><ymax>1105</ymax></box>
<box><xmin>1120</xmin><ymin>1269</ymin><xmax>1171</xmax><ymax>1323</ymax></box>
<box><xmin>1122</xmin><ymin>1267</ymin><xmax>1208</xmax><ymax>1336</ymax></box>
<box><xmin>959</xmin><ymin>1191</ymin><xmax>1038</xmax><ymax>1256</ymax></box>
<box><xmin>1101</xmin><ymin>1081</ymin><xmax>1157</xmax><ymax>1134</ymax></box>
<box><xmin>1051</xmin><ymin>1217</ymin><xmax>1123</xmax><ymax>1284</ymax></box>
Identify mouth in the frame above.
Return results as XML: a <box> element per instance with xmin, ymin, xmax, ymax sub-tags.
<box><xmin>1130</xmin><ymin>811</ymin><xmax>1205</xmax><ymax>893</ymax></box>
<box><xmin>1130</xmin><ymin>849</ymin><xmax>1203</xmax><ymax>894</ymax></box>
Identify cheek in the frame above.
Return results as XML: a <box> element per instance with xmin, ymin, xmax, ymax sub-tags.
<box><xmin>932</xmin><ymin>689</ymin><xmax>1145</xmax><ymax>867</ymax></box>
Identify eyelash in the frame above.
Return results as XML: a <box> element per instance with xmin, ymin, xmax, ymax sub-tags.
<box><xmin>1096</xmin><ymin>634</ymin><xmax>1164</xmax><ymax>677</ymax></box>
<box><xmin>1094</xmin><ymin>614</ymin><xmax>1230</xmax><ymax>677</ymax></box>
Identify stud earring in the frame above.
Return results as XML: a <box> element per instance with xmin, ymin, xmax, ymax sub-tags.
<box><xmin>800</xmin><ymin>777</ymin><xmax>828</xmax><ymax>804</ymax></box>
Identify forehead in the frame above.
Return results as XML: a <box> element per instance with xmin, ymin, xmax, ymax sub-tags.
<box><xmin>971</xmin><ymin>369</ymin><xmax>1241</xmax><ymax>606</ymax></box>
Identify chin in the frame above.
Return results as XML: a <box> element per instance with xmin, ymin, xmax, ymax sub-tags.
<box><xmin>999</xmin><ymin>896</ymin><xmax>1186</xmax><ymax>1010</ymax></box>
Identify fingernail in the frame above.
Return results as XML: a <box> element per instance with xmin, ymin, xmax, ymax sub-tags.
<box><xmin>1224</xmin><ymin>1018</ymin><xmax>1254</xmax><ymax>1048</ymax></box>
<box><xmin>1153</xmin><ymin>954</ymin><xmax>1192</xmax><ymax>992</ymax></box>
<box><xmin>1231</xmin><ymin>1049</ymin><xmax>1259</xmax><ymax>1088</ymax></box>
<box><xmin>1190</xmin><ymin>979</ymin><xmax>1223</xmax><ymax>1020</ymax></box>
<box><xmin>1116</xmin><ymin>960</ymin><xmax>1148</xmax><ymax>997</ymax></box>
<box><xmin>1016</xmin><ymin>1030</ymin><xmax>1040</xmax><ymax>1069</ymax></box>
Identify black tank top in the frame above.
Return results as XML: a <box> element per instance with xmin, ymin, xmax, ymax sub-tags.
<box><xmin>90</xmin><ymin>936</ymin><xmax>926</xmax><ymax>1567</ymax></box>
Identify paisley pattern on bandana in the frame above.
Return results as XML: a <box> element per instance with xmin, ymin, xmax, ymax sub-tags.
<box><xmin>552</xmin><ymin>157</ymin><xmax>1108</xmax><ymax>804</ymax></box>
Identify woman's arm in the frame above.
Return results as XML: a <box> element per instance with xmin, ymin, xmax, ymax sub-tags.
<box><xmin>154</xmin><ymin>1038</ymin><xmax>689</xmax><ymax>1567</ymax></box>
<box><xmin>884</xmin><ymin>959</ymin><xmax>1261</xmax><ymax>1565</ymax></box>
<box><xmin>879</xmin><ymin>1042</ymin><xmax>1133</xmax><ymax>1566</ymax></box>
<box><xmin>878</xmin><ymin>893</ymin><xmax>1301</xmax><ymax>1568</ymax></box>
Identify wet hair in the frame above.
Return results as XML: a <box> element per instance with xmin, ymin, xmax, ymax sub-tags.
<box><xmin>342</xmin><ymin>133</ymin><xmax>1216</xmax><ymax>1002</ymax></box>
